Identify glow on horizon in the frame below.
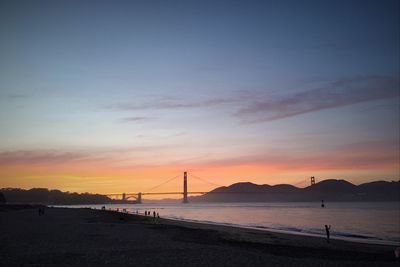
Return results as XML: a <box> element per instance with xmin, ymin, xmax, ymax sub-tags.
<box><xmin>0</xmin><ymin>140</ymin><xmax>398</xmax><ymax>195</ymax></box>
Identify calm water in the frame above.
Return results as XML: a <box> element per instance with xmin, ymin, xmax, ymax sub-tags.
<box><xmin>65</xmin><ymin>202</ymin><xmax>400</xmax><ymax>245</ymax></box>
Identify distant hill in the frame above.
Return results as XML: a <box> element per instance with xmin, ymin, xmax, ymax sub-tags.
<box><xmin>189</xmin><ymin>179</ymin><xmax>400</xmax><ymax>202</ymax></box>
<box><xmin>0</xmin><ymin>188</ymin><xmax>113</xmax><ymax>205</ymax></box>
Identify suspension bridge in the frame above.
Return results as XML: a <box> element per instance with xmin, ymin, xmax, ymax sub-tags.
<box><xmin>106</xmin><ymin>172</ymin><xmax>316</xmax><ymax>204</ymax></box>
<box><xmin>106</xmin><ymin>172</ymin><xmax>217</xmax><ymax>203</ymax></box>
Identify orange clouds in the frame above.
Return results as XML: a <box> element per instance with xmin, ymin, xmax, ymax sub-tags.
<box><xmin>0</xmin><ymin>140</ymin><xmax>398</xmax><ymax>195</ymax></box>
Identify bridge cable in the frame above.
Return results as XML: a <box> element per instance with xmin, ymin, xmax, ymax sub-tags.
<box><xmin>190</xmin><ymin>173</ymin><xmax>222</xmax><ymax>188</ymax></box>
<box><xmin>293</xmin><ymin>178</ymin><xmax>310</xmax><ymax>188</ymax></box>
<box><xmin>144</xmin><ymin>174</ymin><xmax>181</xmax><ymax>193</ymax></box>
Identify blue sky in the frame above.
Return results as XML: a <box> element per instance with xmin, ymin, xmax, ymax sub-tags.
<box><xmin>0</xmin><ymin>0</ymin><xmax>398</xmax><ymax>192</ymax></box>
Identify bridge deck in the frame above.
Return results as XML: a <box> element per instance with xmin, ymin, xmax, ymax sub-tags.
<box><xmin>107</xmin><ymin>192</ymin><xmax>207</xmax><ymax>196</ymax></box>
<box><xmin>106</xmin><ymin>191</ymin><xmax>275</xmax><ymax>197</ymax></box>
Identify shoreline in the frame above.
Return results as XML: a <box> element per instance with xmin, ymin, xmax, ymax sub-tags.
<box><xmin>149</xmin><ymin>213</ymin><xmax>398</xmax><ymax>252</ymax></box>
<box><xmin>1</xmin><ymin>205</ymin><xmax>398</xmax><ymax>266</ymax></box>
<box><xmin>55</xmin><ymin>205</ymin><xmax>400</xmax><ymax>252</ymax></box>
<box><xmin>56</xmin><ymin>203</ymin><xmax>400</xmax><ymax>247</ymax></box>
<box><xmin>160</xmin><ymin>215</ymin><xmax>400</xmax><ymax>246</ymax></box>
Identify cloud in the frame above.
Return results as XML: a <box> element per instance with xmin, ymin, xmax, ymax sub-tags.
<box><xmin>119</xmin><ymin>116</ymin><xmax>152</xmax><ymax>123</ymax></box>
<box><xmin>235</xmin><ymin>74</ymin><xmax>399</xmax><ymax>123</ymax></box>
<box><xmin>7</xmin><ymin>94</ymin><xmax>30</xmax><ymax>99</ymax></box>
<box><xmin>0</xmin><ymin>150</ymin><xmax>91</xmax><ymax>165</ymax></box>
<box><xmin>192</xmin><ymin>141</ymin><xmax>398</xmax><ymax>171</ymax></box>
<box><xmin>0</xmin><ymin>141</ymin><xmax>397</xmax><ymax>177</ymax></box>
<box><xmin>102</xmin><ymin>74</ymin><xmax>398</xmax><ymax>124</ymax></box>
<box><xmin>105</xmin><ymin>97</ymin><xmax>237</xmax><ymax>111</ymax></box>
<box><xmin>0</xmin><ymin>145</ymin><xmax>176</xmax><ymax>166</ymax></box>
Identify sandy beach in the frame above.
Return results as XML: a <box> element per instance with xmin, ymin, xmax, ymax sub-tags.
<box><xmin>0</xmin><ymin>205</ymin><xmax>398</xmax><ymax>267</ymax></box>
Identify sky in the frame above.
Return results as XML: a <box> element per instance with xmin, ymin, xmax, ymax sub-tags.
<box><xmin>0</xmin><ymin>0</ymin><xmax>399</xmax><ymax>195</ymax></box>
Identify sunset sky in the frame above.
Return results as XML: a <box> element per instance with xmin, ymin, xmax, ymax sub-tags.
<box><xmin>0</xmin><ymin>0</ymin><xmax>399</xmax><ymax>195</ymax></box>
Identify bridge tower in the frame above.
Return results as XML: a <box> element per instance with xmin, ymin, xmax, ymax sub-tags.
<box><xmin>122</xmin><ymin>193</ymin><xmax>126</xmax><ymax>201</ymax></box>
<box><xmin>183</xmin><ymin>171</ymin><xmax>188</xmax><ymax>203</ymax></box>
<box><xmin>311</xmin><ymin>176</ymin><xmax>316</xmax><ymax>186</ymax></box>
<box><xmin>137</xmin><ymin>192</ymin><xmax>142</xmax><ymax>204</ymax></box>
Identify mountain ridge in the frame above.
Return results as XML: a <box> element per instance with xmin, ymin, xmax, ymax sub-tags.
<box><xmin>190</xmin><ymin>179</ymin><xmax>399</xmax><ymax>202</ymax></box>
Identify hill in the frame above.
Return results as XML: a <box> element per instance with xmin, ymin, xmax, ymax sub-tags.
<box><xmin>190</xmin><ymin>179</ymin><xmax>400</xmax><ymax>202</ymax></box>
<box><xmin>0</xmin><ymin>188</ymin><xmax>113</xmax><ymax>205</ymax></box>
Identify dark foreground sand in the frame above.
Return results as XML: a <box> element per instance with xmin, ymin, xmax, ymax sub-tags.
<box><xmin>0</xmin><ymin>205</ymin><xmax>398</xmax><ymax>267</ymax></box>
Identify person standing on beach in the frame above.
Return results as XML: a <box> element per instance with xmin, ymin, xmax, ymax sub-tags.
<box><xmin>38</xmin><ymin>207</ymin><xmax>44</xmax><ymax>216</ymax></box>
<box><xmin>325</xmin><ymin>225</ymin><xmax>331</xmax><ymax>243</ymax></box>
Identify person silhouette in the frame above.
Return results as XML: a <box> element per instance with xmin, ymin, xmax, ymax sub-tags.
<box><xmin>395</xmin><ymin>247</ymin><xmax>400</xmax><ymax>258</ymax></box>
<box><xmin>325</xmin><ymin>225</ymin><xmax>331</xmax><ymax>243</ymax></box>
<box><xmin>321</xmin><ymin>200</ymin><xmax>325</xmax><ymax>208</ymax></box>
<box><xmin>153</xmin><ymin>211</ymin><xmax>156</xmax><ymax>218</ymax></box>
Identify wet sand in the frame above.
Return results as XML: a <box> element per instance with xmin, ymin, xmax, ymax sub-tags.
<box><xmin>0</xmin><ymin>205</ymin><xmax>398</xmax><ymax>266</ymax></box>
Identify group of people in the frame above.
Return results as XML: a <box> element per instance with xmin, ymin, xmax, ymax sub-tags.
<box><xmin>144</xmin><ymin>210</ymin><xmax>160</xmax><ymax>218</ymax></box>
<box><xmin>115</xmin><ymin>208</ymin><xmax>128</xmax><ymax>213</ymax></box>
<box><xmin>37</xmin><ymin>207</ymin><xmax>45</xmax><ymax>216</ymax></box>
<box><xmin>99</xmin><ymin>206</ymin><xmax>160</xmax><ymax>219</ymax></box>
